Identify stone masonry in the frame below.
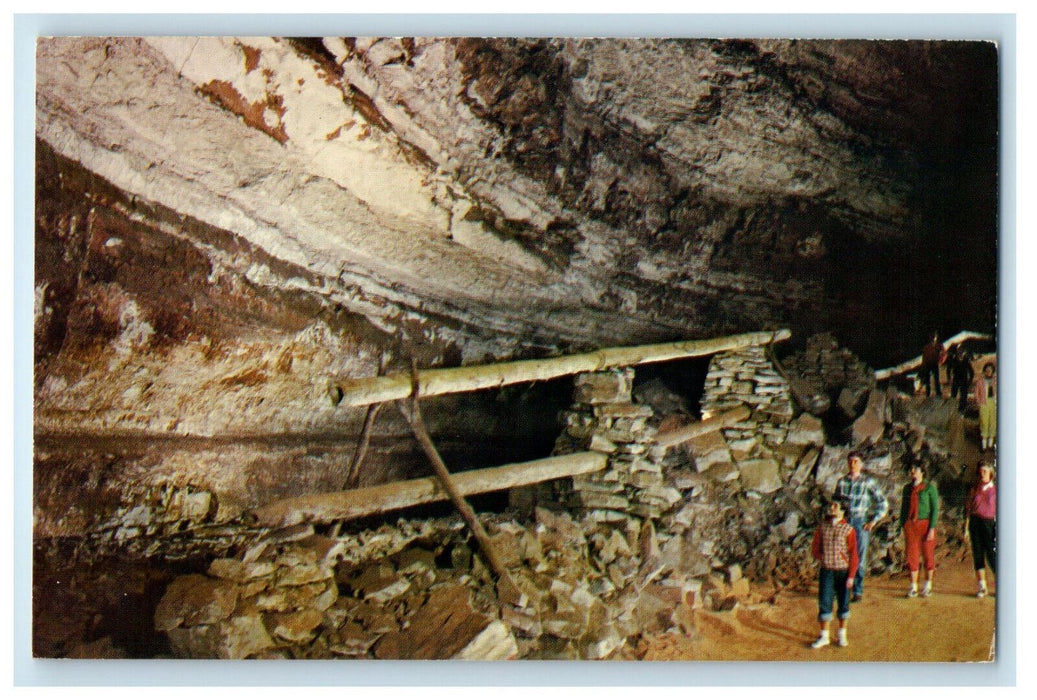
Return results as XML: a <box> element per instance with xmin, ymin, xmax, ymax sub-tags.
<box><xmin>549</xmin><ymin>368</ymin><xmax>682</xmax><ymax>522</ymax></box>
<box><xmin>694</xmin><ymin>345</ymin><xmax>796</xmax><ymax>495</ymax></box>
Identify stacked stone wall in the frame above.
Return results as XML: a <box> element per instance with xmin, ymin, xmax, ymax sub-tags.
<box><xmin>547</xmin><ymin>368</ymin><xmax>681</xmax><ymax>521</ymax></box>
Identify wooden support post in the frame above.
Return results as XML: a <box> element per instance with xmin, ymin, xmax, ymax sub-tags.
<box><xmin>344</xmin><ymin>402</ymin><xmax>382</xmax><ymax>489</ymax></box>
<box><xmin>252</xmin><ymin>451</ymin><xmax>608</xmax><ymax>528</ymax></box>
<box><xmin>344</xmin><ymin>352</ymin><xmax>388</xmax><ymax>489</ymax></box>
<box><xmin>399</xmin><ymin>363</ymin><xmax>510</xmax><ymax>581</ymax></box>
<box><xmin>654</xmin><ymin>406</ymin><xmax>751</xmax><ymax>448</ymax></box>
<box><xmin>330</xmin><ymin>330</ymin><xmax>791</xmax><ymax>408</ymax></box>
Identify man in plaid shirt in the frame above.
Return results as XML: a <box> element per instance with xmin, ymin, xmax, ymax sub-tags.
<box><xmin>835</xmin><ymin>451</ymin><xmax>889</xmax><ymax>601</ymax></box>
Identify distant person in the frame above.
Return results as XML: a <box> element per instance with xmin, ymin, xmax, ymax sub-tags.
<box><xmin>947</xmin><ymin>346</ymin><xmax>975</xmax><ymax>414</ymax></box>
<box><xmin>920</xmin><ymin>332</ymin><xmax>944</xmax><ymax>397</ymax></box>
<box><xmin>973</xmin><ymin>362</ymin><xmax>998</xmax><ymax>450</ymax></box>
<box><xmin>899</xmin><ymin>463</ymin><xmax>940</xmax><ymax>598</ymax></box>
<box><xmin>835</xmin><ymin>451</ymin><xmax>889</xmax><ymax>601</ymax></box>
<box><xmin>810</xmin><ymin>497</ymin><xmax>858</xmax><ymax>649</ymax></box>
<box><xmin>965</xmin><ymin>461</ymin><xmax>997</xmax><ymax>598</ymax></box>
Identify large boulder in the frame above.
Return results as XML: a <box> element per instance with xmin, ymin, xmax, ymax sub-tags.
<box><xmin>787</xmin><ymin>413</ymin><xmax>826</xmax><ymax>446</ymax></box>
<box><xmin>738</xmin><ymin>458</ymin><xmax>783</xmax><ymax>495</ymax></box>
<box><xmin>851</xmin><ymin>389</ymin><xmax>888</xmax><ymax>445</ymax></box>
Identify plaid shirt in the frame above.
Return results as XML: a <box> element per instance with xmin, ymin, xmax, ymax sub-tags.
<box><xmin>835</xmin><ymin>473</ymin><xmax>889</xmax><ymax>524</ymax></box>
<box><xmin>812</xmin><ymin>519</ymin><xmax>859</xmax><ymax>579</ymax></box>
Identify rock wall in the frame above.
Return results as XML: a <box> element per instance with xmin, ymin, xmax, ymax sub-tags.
<box><xmin>33</xmin><ymin>36</ymin><xmax>997</xmax><ymax>540</ymax></box>
<box><xmin>545</xmin><ymin>368</ymin><xmax>679</xmax><ymax>520</ymax></box>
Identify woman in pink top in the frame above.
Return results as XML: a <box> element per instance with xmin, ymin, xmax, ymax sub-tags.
<box><xmin>965</xmin><ymin>461</ymin><xmax>997</xmax><ymax>597</ymax></box>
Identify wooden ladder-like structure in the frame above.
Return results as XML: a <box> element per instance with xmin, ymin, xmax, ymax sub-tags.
<box><xmin>252</xmin><ymin>329</ymin><xmax>790</xmax><ymax>581</ymax></box>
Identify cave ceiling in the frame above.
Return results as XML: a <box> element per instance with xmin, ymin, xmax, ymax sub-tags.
<box><xmin>34</xmin><ymin>37</ymin><xmax>998</xmax><ymax>464</ymax></box>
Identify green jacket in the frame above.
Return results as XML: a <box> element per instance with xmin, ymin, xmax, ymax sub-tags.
<box><xmin>900</xmin><ymin>481</ymin><xmax>940</xmax><ymax>531</ymax></box>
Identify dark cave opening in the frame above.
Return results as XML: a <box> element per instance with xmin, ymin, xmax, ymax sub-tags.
<box><xmin>631</xmin><ymin>356</ymin><xmax>713</xmax><ymax>420</ymax></box>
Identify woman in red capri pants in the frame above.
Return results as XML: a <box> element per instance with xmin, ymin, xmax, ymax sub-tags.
<box><xmin>900</xmin><ymin>463</ymin><xmax>940</xmax><ymax>598</ymax></box>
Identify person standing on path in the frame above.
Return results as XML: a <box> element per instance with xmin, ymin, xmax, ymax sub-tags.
<box><xmin>899</xmin><ymin>463</ymin><xmax>940</xmax><ymax>598</ymax></box>
<box><xmin>947</xmin><ymin>346</ymin><xmax>974</xmax><ymax>414</ymax></box>
<box><xmin>921</xmin><ymin>332</ymin><xmax>945</xmax><ymax>397</ymax></box>
<box><xmin>810</xmin><ymin>498</ymin><xmax>859</xmax><ymax>649</ymax></box>
<box><xmin>965</xmin><ymin>461</ymin><xmax>997</xmax><ymax>597</ymax></box>
<box><xmin>973</xmin><ymin>362</ymin><xmax>998</xmax><ymax>451</ymax></box>
<box><xmin>835</xmin><ymin>451</ymin><xmax>889</xmax><ymax>601</ymax></box>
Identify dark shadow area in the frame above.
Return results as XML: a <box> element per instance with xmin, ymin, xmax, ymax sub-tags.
<box><xmin>380</xmin><ymin>376</ymin><xmax>576</xmax><ymax>513</ymax></box>
<box><xmin>631</xmin><ymin>356</ymin><xmax>712</xmax><ymax>420</ymax></box>
<box><xmin>426</xmin><ymin>375</ymin><xmax>574</xmax><ymax>468</ymax></box>
<box><xmin>32</xmin><ymin>539</ymin><xmax>205</xmax><ymax>658</ymax></box>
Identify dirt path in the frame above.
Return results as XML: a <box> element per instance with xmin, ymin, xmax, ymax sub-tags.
<box><xmin>641</xmin><ymin>556</ymin><xmax>996</xmax><ymax>662</ymax></box>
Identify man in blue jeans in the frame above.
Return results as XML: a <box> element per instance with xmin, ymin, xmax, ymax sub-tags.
<box><xmin>835</xmin><ymin>451</ymin><xmax>889</xmax><ymax>601</ymax></box>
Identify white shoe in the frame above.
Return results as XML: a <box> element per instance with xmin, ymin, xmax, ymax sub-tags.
<box><xmin>837</xmin><ymin>631</ymin><xmax>849</xmax><ymax>648</ymax></box>
<box><xmin>811</xmin><ymin>635</ymin><xmax>830</xmax><ymax>649</ymax></box>
<box><xmin>922</xmin><ymin>586</ymin><xmax>932</xmax><ymax>598</ymax></box>
<box><xmin>977</xmin><ymin>588</ymin><xmax>988</xmax><ymax>599</ymax></box>
<box><xmin>907</xmin><ymin>588</ymin><xmax>918</xmax><ymax>598</ymax></box>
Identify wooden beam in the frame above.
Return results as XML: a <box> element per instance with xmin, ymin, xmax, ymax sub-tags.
<box><xmin>252</xmin><ymin>451</ymin><xmax>608</xmax><ymax>528</ymax></box>
<box><xmin>654</xmin><ymin>406</ymin><xmax>751</xmax><ymax>448</ymax></box>
<box><xmin>330</xmin><ymin>329</ymin><xmax>791</xmax><ymax>408</ymax></box>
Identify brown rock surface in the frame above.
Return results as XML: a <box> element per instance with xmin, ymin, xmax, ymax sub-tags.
<box><xmin>373</xmin><ymin>585</ymin><xmax>493</xmax><ymax>660</ymax></box>
<box><xmin>154</xmin><ymin>574</ymin><xmax>238</xmax><ymax>632</ymax></box>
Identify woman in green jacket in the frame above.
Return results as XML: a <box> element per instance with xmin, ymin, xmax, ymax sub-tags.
<box><xmin>900</xmin><ymin>463</ymin><xmax>940</xmax><ymax>597</ymax></box>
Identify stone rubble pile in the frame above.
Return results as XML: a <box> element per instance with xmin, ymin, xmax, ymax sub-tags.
<box><xmin>150</xmin><ymin>340</ymin><xmax>977</xmax><ymax>660</ymax></box>
<box><xmin>156</xmin><ymin>535</ymin><xmax>340</xmax><ymax>659</ymax></box>
<box><xmin>530</xmin><ymin>349</ymin><xmax>839</xmax><ymax>605</ymax></box>
<box><xmin>154</xmin><ymin>517</ymin><xmax>512</xmax><ymax>659</ymax></box>
<box><xmin>535</xmin><ymin>349</ymin><xmax>836</xmax><ymax>603</ymax></box>
<box><xmin>96</xmin><ymin>484</ymin><xmax>216</xmax><ymax>540</ymax></box>
<box><xmin>89</xmin><ymin>483</ymin><xmax>256</xmax><ymax>559</ymax></box>
<box><xmin>141</xmin><ymin>344</ymin><xmax>826</xmax><ymax>659</ymax></box>
<box><xmin>490</xmin><ymin>508</ymin><xmax>702</xmax><ymax>659</ymax></box>
<box><xmin>155</xmin><ymin>506</ymin><xmax>771</xmax><ymax>660</ymax></box>
<box><xmin>657</xmin><ymin>347</ymin><xmax>826</xmax><ymax>573</ymax></box>
<box><xmin>782</xmin><ymin>333</ymin><xmax>879</xmax><ymax>433</ymax></box>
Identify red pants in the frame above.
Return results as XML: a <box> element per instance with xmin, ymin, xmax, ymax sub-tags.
<box><xmin>904</xmin><ymin>519</ymin><xmax>936</xmax><ymax>572</ymax></box>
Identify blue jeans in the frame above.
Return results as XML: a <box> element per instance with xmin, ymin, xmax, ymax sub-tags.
<box><xmin>818</xmin><ymin>568</ymin><xmax>851</xmax><ymax>622</ymax></box>
<box><xmin>848</xmin><ymin>517</ymin><xmax>869</xmax><ymax>596</ymax></box>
